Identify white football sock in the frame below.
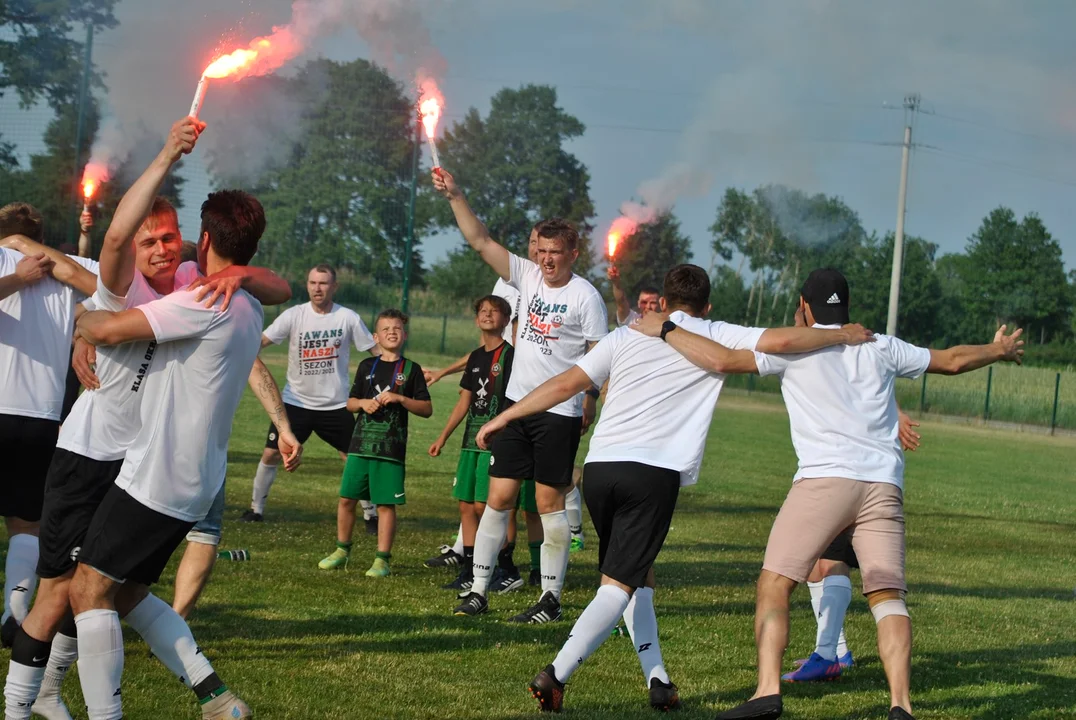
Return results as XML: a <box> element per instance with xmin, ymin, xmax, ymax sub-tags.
<box><xmin>807</xmin><ymin>580</ymin><xmax>824</xmax><ymax>619</ymax></box>
<box><xmin>814</xmin><ymin>575</ymin><xmax>852</xmax><ymax>661</ymax></box>
<box><xmin>124</xmin><ymin>594</ymin><xmax>213</xmax><ymax>689</ymax></box>
<box><xmin>565</xmin><ymin>487</ymin><xmax>583</xmax><ymax>535</ymax></box>
<box><xmin>551</xmin><ymin>584</ymin><xmax>629</xmax><ymax>683</ymax></box>
<box><xmin>359</xmin><ymin>499</ymin><xmax>377</xmax><ymax>521</ymax></box>
<box><xmin>451</xmin><ymin>523</ymin><xmax>465</xmax><ymax>556</ymax></box>
<box><xmin>36</xmin><ymin>631</ymin><xmax>77</xmax><ymax>714</ymax></box>
<box><xmin>74</xmin><ymin>610</ymin><xmax>124</xmax><ymax>720</ymax></box>
<box><xmin>3</xmin><ymin>534</ymin><xmax>39</xmax><ymax>625</ymax></box>
<box><xmin>539</xmin><ymin>511</ymin><xmax>570</xmax><ymax>599</ymax></box>
<box><xmin>836</xmin><ymin>628</ymin><xmax>850</xmax><ymax>659</ymax></box>
<box><xmin>471</xmin><ymin>508</ymin><xmax>510</xmax><ymax>596</ymax></box>
<box><xmin>623</xmin><ymin>586</ymin><xmax>669</xmax><ymax>684</ymax></box>
<box><xmin>250</xmin><ymin>462</ymin><xmax>278</xmax><ymax>515</ymax></box>
<box><xmin>4</xmin><ymin>661</ymin><xmax>45</xmax><ymax>720</ymax></box>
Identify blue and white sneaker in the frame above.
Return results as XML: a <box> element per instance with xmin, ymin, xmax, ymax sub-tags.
<box><xmin>794</xmin><ymin>650</ymin><xmax>854</xmax><ymax>670</ymax></box>
<box><xmin>782</xmin><ymin>652</ymin><xmax>842</xmax><ymax>682</ymax></box>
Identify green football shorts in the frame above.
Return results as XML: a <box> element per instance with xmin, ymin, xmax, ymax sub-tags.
<box><xmin>452</xmin><ymin>449</ymin><xmax>491</xmax><ymax>504</ymax></box>
<box><xmin>340</xmin><ymin>454</ymin><xmax>406</xmax><ymax>506</ymax></box>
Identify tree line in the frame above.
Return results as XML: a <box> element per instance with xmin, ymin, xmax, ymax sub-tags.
<box><xmin>1</xmin><ymin>6</ymin><xmax>1074</xmax><ymax>364</ymax></box>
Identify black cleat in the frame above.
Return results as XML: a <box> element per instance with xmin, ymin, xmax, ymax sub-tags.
<box><xmin>364</xmin><ymin>516</ymin><xmax>378</xmax><ymax>536</ymax></box>
<box><xmin>453</xmin><ymin>592</ymin><xmax>489</xmax><ymax>617</ymax></box>
<box><xmin>509</xmin><ymin>591</ymin><xmax>562</xmax><ymax>624</ymax></box>
<box><xmin>442</xmin><ymin>568</ymin><xmax>474</xmax><ymax>591</ymax></box>
<box><xmin>0</xmin><ymin>617</ymin><xmax>16</xmax><ymax>648</ymax></box>
<box><xmin>715</xmin><ymin>694</ymin><xmax>782</xmax><ymax>720</ymax></box>
<box><xmin>491</xmin><ymin>567</ymin><xmax>524</xmax><ymax>594</ymax></box>
<box><xmin>888</xmin><ymin>709</ymin><xmax>915</xmax><ymax>720</ymax></box>
<box><xmin>424</xmin><ymin>545</ymin><xmax>462</xmax><ymax>568</ymax></box>
<box><xmin>528</xmin><ymin>568</ymin><xmax>541</xmax><ymax>587</ymax></box>
<box><xmin>529</xmin><ymin>665</ymin><xmax>564</xmax><ymax>713</ymax></box>
<box><xmin>239</xmin><ymin>509</ymin><xmax>264</xmax><ymax>523</ymax></box>
<box><xmin>649</xmin><ymin>677</ymin><xmax>681</xmax><ymax>711</ymax></box>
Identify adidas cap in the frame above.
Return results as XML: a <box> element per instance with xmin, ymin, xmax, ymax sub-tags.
<box><xmin>800</xmin><ymin>268</ymin><xmax>850</xmax><ymax>325</ymax></box>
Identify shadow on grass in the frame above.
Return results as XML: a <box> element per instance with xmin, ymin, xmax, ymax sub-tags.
<box><xmin>914</xmin><ymin>582</ymin><xmax>1074</xmax><ymax>601</ymax></box>
<box><xmin>914</xmin><ymin>509</ymin><xmax>1076</xmax><ymax>531</ymax></box>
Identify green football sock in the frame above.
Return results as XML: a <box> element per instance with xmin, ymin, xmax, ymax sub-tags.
<box><xmin>337</xmin><ymin>541</ymin><xmax>353</xmax><ymax>552</ymax></box>
<box><xmin>375</xmin><ymin>551</ymin><xmax>391</xmax><ymax>561</ymax></box>
<box><xmin>528</xmin><ymin>540</ymin><xmax>542</xmax><ymax>569</ymax></box>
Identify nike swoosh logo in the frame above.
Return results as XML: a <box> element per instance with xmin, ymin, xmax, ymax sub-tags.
<box><xmin>32</xmin><ymin>655</ymin><xmax>47</xmax><ymax>663</ymax></box>
<box><xmin>394</xmin><ymin>493</ymin><xmax>405</xmax><ymax>498</ymax></box>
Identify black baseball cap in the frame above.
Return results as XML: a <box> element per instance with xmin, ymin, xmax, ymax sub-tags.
<box><xmin>800</xmin><ymin>268</ymin><xmax>850</xmax><ymax>325</ymax></box>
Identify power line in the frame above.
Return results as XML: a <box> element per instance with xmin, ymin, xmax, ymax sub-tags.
<box><xmin>918</xmin><ymin>146</ymin><xmax>1076</xmax><ymax>188</ymax></box>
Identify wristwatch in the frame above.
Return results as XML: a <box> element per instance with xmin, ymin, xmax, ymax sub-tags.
<box><xmin>660</xmin><ymin>320</ymin><xmax>677</xmax><ymax>342</ymax></box>
<box><xmin>585</xmin><ymin>387</ymin><xmax>601</xmax><ymax>399</ymax></box>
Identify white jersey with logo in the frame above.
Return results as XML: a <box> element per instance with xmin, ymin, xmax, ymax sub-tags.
<box><xmin>507</xmin><ymin>253</ymin><xmax>608</xmax><ymax>417</ymax></box>
<box><xmin>577</xmin><ymin>312</ymin><xmax>764</xmax><ymax>486</ymax></box>
<box><xmin>58</xmin><ymin>262</ymin><xmax>201</xmax><ymax>462</ymax></box>
<box><xmin>754</xmin><ymin>324</ymin><xmax>932</xmax><ymax>490</ymax></box>
<box><xmin>618</xmin><ymin>308</ymin><xmax>641</xmax><ymax>327</ymax></box>
<box><xmin>492</xmin><ymin>278</ymin><xmax>520</xmax><ymax>345</ymax></box>
<box><xmin>115</xmin><ymin>288</ymin><xmax>264</xmax><ymax>521</ymax></box>
<box><xmin>0</xmin><ymin>249</ymin><xmax>99</xmax><ymax>421</ymax></box>
<box><xmin>263</xmin><ymin>303</ymin><xmax>376</xmax><ymax>411</ymax></box>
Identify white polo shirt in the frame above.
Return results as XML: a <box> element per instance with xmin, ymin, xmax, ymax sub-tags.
<box><xmin>507</xmin><ymin>253</ymin><xmax>608</xmax><ymax>417</ymax></box>
<box><xmin>577</xmin><ymin>311</ymin><xmax>765</xmax><ymax>486</ymax></box>
<box><xmin>492</xmin><ymin>278</ymin><xmax>520</xmax><ymax>345</ymax></box>
<box><xmin>754</xmin><ymin>324</ymin><xmax>932</xmax><ymax>490</ymax></box>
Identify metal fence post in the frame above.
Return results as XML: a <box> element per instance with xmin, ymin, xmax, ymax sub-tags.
<box><xmin>747</xmin><ymin>374</ymin><xmax>755</xmax><ymax>394</ymax></box>
<box><xmin>401</xmin><ymin>112</ymin><xmax>420</xmax><ymax>315</ymax></box>
<box><xmin>983</xmin><ymin>366</ymin><xmax>993</xmax><ymax>420</ymax></box>
<box><xmin>1050</xmin><ymin>372</ymin><xmax>1061</xmax><ymax>435</ymax></box>
<box><xmin>439</xmin><ymin>314</ymin><xmax>447</xmax><ymax>354</ymax></box>
<box><xmin>919</xmin><ymin>373</ymin><xmax>927</xmax><ymax>413</ymax></box>
<box><xmin>68</xmin><ymin>23</ymin><xmax>94</xmax><ymax>247</ymax></box>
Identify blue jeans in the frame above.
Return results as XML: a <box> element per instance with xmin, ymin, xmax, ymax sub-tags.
<box><xmin>186</xmin><ymin>482</ymin><xmax>225</xmax><ymax>546</ymax></box>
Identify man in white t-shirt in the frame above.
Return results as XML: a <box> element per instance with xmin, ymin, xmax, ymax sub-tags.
<box><xmin>650</xmin><ymin>268</ymin><xmax>1022</xmax><ymax>720</ymax></box>
<box><xmin>607</xmin><ymin>264</ymin><xmax>659</xmax><ymax>327</ymax></box>
<box><xmin>0</xmin><ymin>202</ymin><xmax>99</xmax><ymax>649</ymax></box>
<box><xmin>66</xmin><ymin>188</ymin><xmax>272</xmax><ymax>720</ymax></box>
<box><xmin>435</xmin><ymin>168</ymin><xmax>609</xmax><ymax>625</ymax></box>
<box><xmin>475</xmin><ymin>264</ymin><xmax>872</xmax><ymax>713</ymax></box>
<box><xmin>241</xmin><ymin>263</ymin><xmax>379</xmax><ymax>525</ymax></box>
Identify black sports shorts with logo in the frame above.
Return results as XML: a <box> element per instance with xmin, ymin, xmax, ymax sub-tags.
<box><xmin>488</xmin><ymin>405</ymin><xmax>581</xmax><ymax>488</ymax></box>
<box><xmin>0</xmin><ymin>413</ymin><xmax>60</xmax><ymax>522</ymax></box>
<box><xmin>37</xmin><ymin>448</ymin><xmax>124</xmax><ymax>578</ymax></box>
<box><xmin>583</xmin><ymin>461</ymin><xmax>680</xmax><ymax>588</ymax></box>
<box><xmin>265</xmin><ymin>404</ymin><xmax>355</xmax><ymax>454</ymax></box>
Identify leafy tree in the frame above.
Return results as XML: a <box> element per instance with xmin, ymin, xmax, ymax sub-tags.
<box><xmin>708</xmin><ymin>265</ymin><xmax>749</xmax><ymax>324</ymax></box>
<box><xmin>609</xmin><ymin>211</ymin><xmax>692</xmax><ymax>298</ymax></box>
<box><xmin>854</xmin><ymin>233</ymin><xmax>942</xmax><ymax>346</ymax></box>
<box><xmin>206</xmin><ymin>59</ymin><xmax>431</xmax><ymax>286</ymax></box>
<box><xmin>961</xmin><ymin>208</ymin><xmax>1072</xmax><ymax>344</ymax></box>
<box><xmin>428</xmin><ymin>85</ymin><xmax>595</xmax><ymax>301</ymax></box>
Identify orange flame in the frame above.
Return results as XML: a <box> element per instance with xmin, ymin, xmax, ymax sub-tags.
<box><xmin>418</xmin><ymin>79</ymin><xmax>444</xmax><ymax>139</ymax></box>
<box><xmin>203</xmin><ymin>48</ymin><xmax>260</xmax><ymax>79</ymax></box>
<box><xmin>81</xmin><ymin>163</ymin><xmax>108</xmax><ymax>202</ymax></box>
<box><xmin>606</xmin><ymin>217</ymin><xmax>637</xmax><ymax>259</ymax></box>
<box><xmin>83</xmin><ymin>180</ymin><xmax>96</xmax><ymax>200</ymax></box>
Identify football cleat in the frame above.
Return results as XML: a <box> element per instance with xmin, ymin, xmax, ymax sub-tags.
<box><xmin>649</xmin><ymin>677</ymin><xmax>681</xmax><ymax>712</ymax></box>
<box><xmin>424</xmin><ymin>545</ymin><xmax>463</xmax><ymax>568</ymax></box>
<box><xmin>782</xmin><ymin>652</ymin><xmax>841</xmax><ymax>683</ymax></box>
<box><xmin>453</xmin><ymin>592</ymin><xmax>489</xmax><ymax>617</ymax></box>
<box><xmin>238</xmin><ymin>510</ymin><xmax>263</xmax><ymax>523</ymax></box>
<box><xmin>509</xmin><ymin>591</ymin><xmax>562</xmax><ymax>624</ymax></box>
<box><xmin>529</xmin><ymin>665</ymin><xmax>564</xmax><ymax>713</ymax></box>
<box><xmin>318</xmin><ymin>548</ymin><xmax>350</xmax><ymax>570</ymax></box>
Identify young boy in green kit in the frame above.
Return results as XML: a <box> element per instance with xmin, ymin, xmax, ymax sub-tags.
<box><xmin>428</xmin><ymin>295</ymin><xmax>516</xmax><ymax>591</ymax></box>
<box><xmin>319</xmin><ymin>309</ymin><xmax>432</xmax><ymax>577</ymax></box>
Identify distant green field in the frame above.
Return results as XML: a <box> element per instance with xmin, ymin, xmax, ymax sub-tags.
<box><xmin>4</xmin><ymin>349</ymin><xmax>1071</xmax><ymax>718</ymax></box>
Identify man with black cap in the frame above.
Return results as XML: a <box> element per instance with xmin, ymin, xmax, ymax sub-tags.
<box><xmin>647</xmin><ymin>268</ymin><xmax>1024</xmax><ymax>720</ymax></box>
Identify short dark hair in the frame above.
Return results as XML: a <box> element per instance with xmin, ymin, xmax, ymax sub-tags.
<box><xmin>180</xmin><ymin>241</ymin><xmax>198</xmax><ymax>263</ymax></box>
<box><xmin>310</xmin><ymin>264</ymin><xmax>337</xmax><ymax>282</ymax></box>
<box><xmin>0</xmin><ymin>203</ymin><xmax>44</xmax><ymax>242</ymax></box>
<box><xmin>145</xmin><ymin>196</ymin><xmax>178</xmax><ymax>230</ymax></box>
<box><xmin>474</xmin><ymin>294</ymin><xmax>512</xmax><ymax>318</ymax></box>
<box><xmin>199</xmin><ymin>190</ymin><xmax>265</xmax><ymax>266</ymax></box>
<box><xmin>376</xmin><ymin>308</ymin><xmax>409</xmax><ymax>327</ymax></box>
<box><xmin>638</xmin><ymin>286</ymin><xmax>661</xmax><ymax>298</ymax></box>
<box><xmin>662</xmin><ymin>264</ymin><xmax>710</xmax><ymax>314</ymax></box>
<box><xmin>535</xmin><ymin>217</ymin><xmax>579</xmax><ymax>252</ymax></box>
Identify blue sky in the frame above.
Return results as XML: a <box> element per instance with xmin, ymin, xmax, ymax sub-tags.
<box><xmin>8</xmin><ymin>0</ymin><xmax>1075</xmax><ymax>270</ymax></box>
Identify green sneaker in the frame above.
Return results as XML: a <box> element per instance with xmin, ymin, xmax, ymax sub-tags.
<box><xmin>366</xmin><ymin>557</ymin><xmax>391</xmax><ymax>577</ymax></box>
<box><xmin>319</xmin><ymin>547</ymin><xmax>350</xmax><ymax>570</ymax></box>
<box><xmin>570</xmin><ymin>534</ymin><xmax>585</xmax><ymax>553</ymax></box>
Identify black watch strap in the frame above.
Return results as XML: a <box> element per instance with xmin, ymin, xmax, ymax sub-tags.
<box><xmin>585</xmin><ymin>387</ymin><xmax>601</xmax><ymax>399</ymax></box>
<box><xmin>660</xmin><ymin>320</ymin><xmax>677</xmax><ymax>342</ymax></box>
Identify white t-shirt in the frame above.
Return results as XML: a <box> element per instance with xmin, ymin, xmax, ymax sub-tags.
<box><xmin>58</xmin><ymin>262</ymin><xmax>201</xmax><ymax>461</ymax></box>
<box><xmin>507</xmin><ymin>253</ymin><xmax>609</xmax><ymax>417</ymax></box>
<box><xmin>578</xmin><ymin>312</ymin><xmax>764</xmax><ymax>486</ymax></box>
<box><xmin>262</xmin><ymin>303</ymin><xmax>376</xmax><ymax>410</ymax></box>
<box><xmin>618</xmin><ymin>308</ymin><xmax>641</xmax><ymax>327</ymax></box>
<box><xmin>492</xmin><ymin>278</ymin><xmax>520</xmax><ymax>345</ymax></box>
<box><xmin>114</xmin><ymin>288</ymin><xmax>264</xmax><ymax>521</ymax></box>
<box><xmin>754</xmin><ymin>324</ymin><xmax>932</xmax><ymax>490</ymax></box>
<box><xmin>0</xmin><ymin>249</ymin><xmax>99</xmax><ymax>420</ymax></box>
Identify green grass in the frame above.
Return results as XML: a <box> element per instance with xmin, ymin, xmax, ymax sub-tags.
<box><xmin>5</xmin><ymin>348</ymin><xmax>1076</xmax><ymax>719</ymax></box>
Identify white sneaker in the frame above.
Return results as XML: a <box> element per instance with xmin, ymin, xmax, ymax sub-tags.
<box><xmin>31</xmin><ymin>696</ymin><xmax>73</xmax><ymax>720</ymax></box>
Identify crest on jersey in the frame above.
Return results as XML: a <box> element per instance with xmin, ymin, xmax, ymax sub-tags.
<box><xmin>491</xmin><ymin>363</ymin><xmax>501</xmax><ymax>377</ymax></box>
<box><xmin>334</xmin><ymin>339</ymin><xmax>342</xmax><ymax>348</ymax></box>
<box><xmin>395</xmin><ymin>372</ymin><xmax>406</xmax><ymax>386</ymax></box>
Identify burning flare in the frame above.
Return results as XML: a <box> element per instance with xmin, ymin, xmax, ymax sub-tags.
<box><xmin>82</xmin><ymin>180</ymin><xmax>96</xmax><ymax>200</ymax></box>
<box><xmin>81</xmin><ymin>163</ymin><xmax>108</xmax><ymax>209</ymax></box>
<box><xmin>606</xmin><ymin>217</ymin><xmax>637</xmax><ymax>261</ymax></box>
<box><xmin>419</xmin><ymin>79</ymin><xmax>444</xmax><ymax>168</ymax></box>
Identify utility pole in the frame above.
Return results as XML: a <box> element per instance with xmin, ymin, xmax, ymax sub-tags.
<box><xmin>402</xmin><ymin>109</ymin><xmax>420</xmax><ymax>315</ymax></box>
<box><xmin>68</xmin><ymin>23</ymin><xmax>95</xmax><ymax>247</ymax></box>
<box><xmin>885</xmin><ymin>93</ymin><xmax>919</xmax><ymax>337</ymax></box>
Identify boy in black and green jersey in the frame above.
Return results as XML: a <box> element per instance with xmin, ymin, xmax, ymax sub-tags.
<box><xmin>429</xmin><ymin>295</ymin><xmax>517</xmax><ymax>591</ymax></box>
<box><xmin>319</xmin><ymin>309</ymin><xmax>432</xmax><ymax>577</ymax></box>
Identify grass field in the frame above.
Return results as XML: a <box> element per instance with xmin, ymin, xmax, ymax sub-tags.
<box><xmin>5</xmin><ymin>346</ymin><xmax>1075</xmax><ymax>719</ymax></box>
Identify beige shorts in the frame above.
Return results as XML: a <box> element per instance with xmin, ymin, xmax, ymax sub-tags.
<box><xmin>762</xmin><ymin>477</ymin><xmax>906</xmax><ymax>594</ymax></box>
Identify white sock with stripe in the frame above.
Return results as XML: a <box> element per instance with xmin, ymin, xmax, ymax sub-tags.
<box><xmin>539</xmin><ymin>511</ymin><xmax>570</xmax><ymax>599</ymax></box>
<box><xmin>623</xmin><ymin>586</ymin><xmax>669</xmax><ymax>684</ymax></box>
<box><xmin>250</xmin><ymin>462</ymin><xmax>277</xmax><ymax>515</ymax></box>
<box><xmin>551</xmin><ymin>585</ymin><xmax>629</xmax><ymax>683</ymax></box>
